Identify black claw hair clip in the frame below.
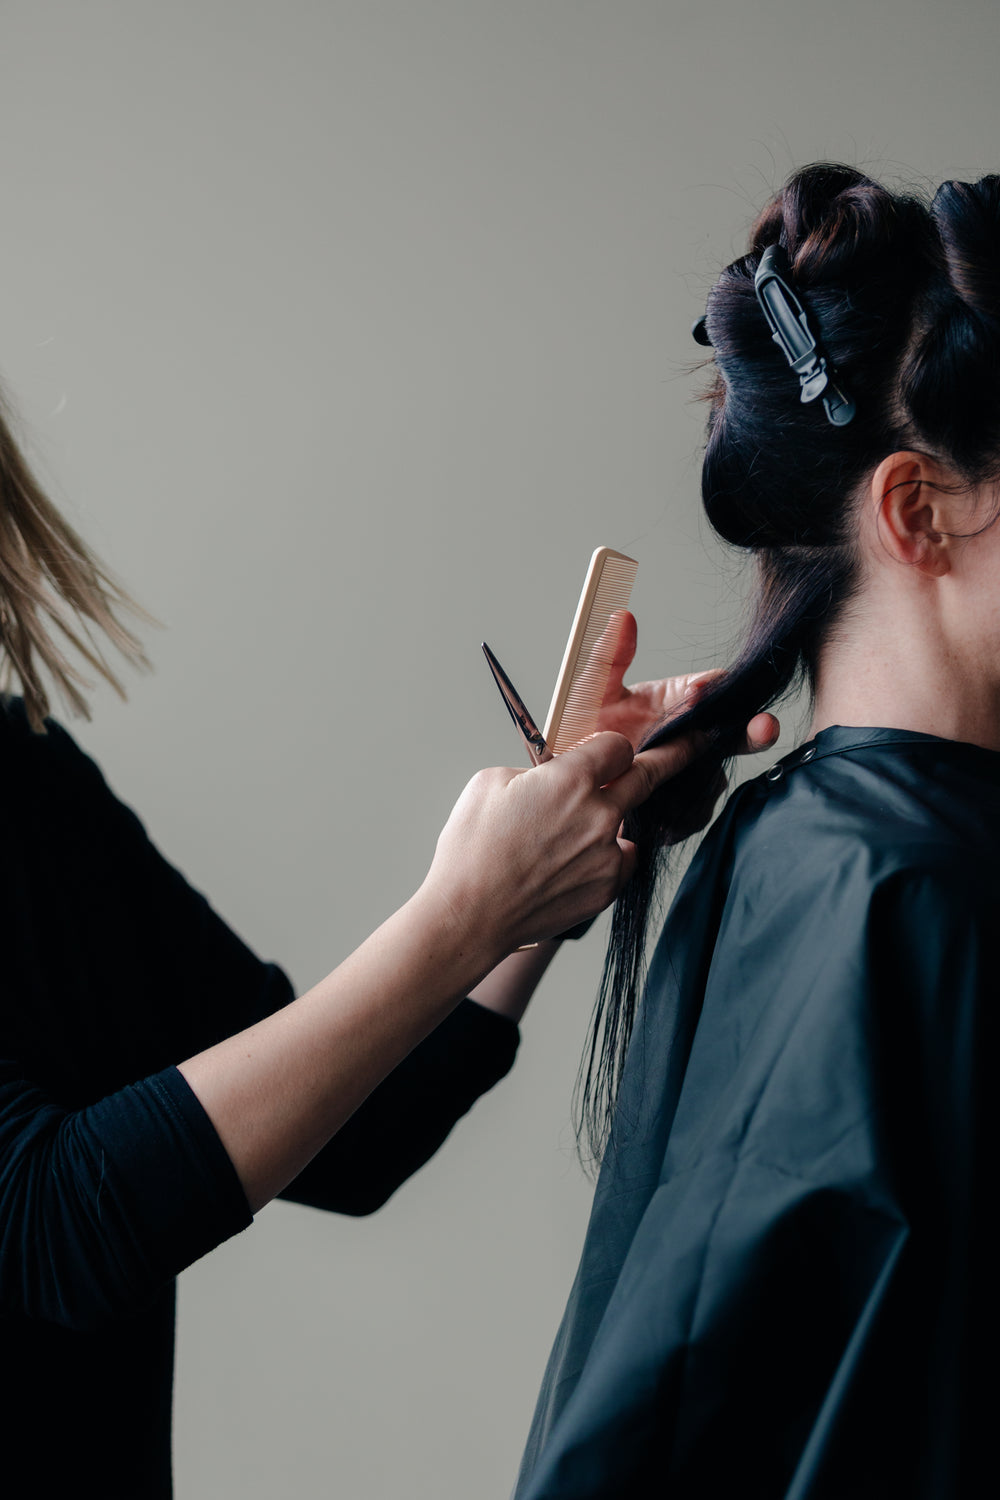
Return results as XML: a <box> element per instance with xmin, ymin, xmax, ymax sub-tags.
<box><xmin>752</xmin><ymin>244</ymin><xmax>855</xmax><ymax>427</ymax></box>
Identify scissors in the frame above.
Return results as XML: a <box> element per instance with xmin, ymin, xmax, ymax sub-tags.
<box><xmin>481</xmin><ymin>643</ymin><xmax>554</xmax><ymax>766</ymax></box>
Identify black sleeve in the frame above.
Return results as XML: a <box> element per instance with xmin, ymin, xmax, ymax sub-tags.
<box><xmin>0</xmin><ymin>1060</ymin><xmax>251</xmax><ymax>1331</ymax></box>
<box><xmin>3</xmin><ymin>704</ymin><xmax>521</xmax><ymax>1250</ymax></box>
<box><xmin>281</xmin><ymin>998</ymin><xmax>519</xmax><ymax>1215</ymax></box>
<box><xmin>0</xmin><ymin>997</ymin><xmax>517</xmax><ymax>1330</ymax></box>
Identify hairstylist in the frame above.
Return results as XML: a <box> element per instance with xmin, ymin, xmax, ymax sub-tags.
<box><xmin>0</xmin><ymin>388</ymin><xmax>778</xmax><ymax>1497</ymax></box>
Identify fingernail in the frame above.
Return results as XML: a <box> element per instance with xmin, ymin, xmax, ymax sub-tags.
<box><xmin>685</xmin><ymin>676</ymin><xmax>713</xmax><ymax>702</ymax></box>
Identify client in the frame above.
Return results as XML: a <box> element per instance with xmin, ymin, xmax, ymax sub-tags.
<box><xmin>515</xmin><ymin>162</ymin><xmax>997</xmax><ymax>1500</ymax></box>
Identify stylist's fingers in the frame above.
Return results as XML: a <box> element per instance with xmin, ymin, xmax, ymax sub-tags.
<box><xmin>546</xmin><ymin>728</ymin><xmax>637</xmax><ymax>791</ymax></box>
<box><xmin>600</xmin><ymin>610</ymin><xmax>638</xmax><ymax>702</ymax></box>
<box><xmin>602</xmin><ymin>731</ymin><xmax>708</xmax><ymax>817</ymax></box>
<box><xmin>740</xmin><ymin>711</ymin><xmax>781</xmax><ymax>755</ymax></box>
<box><xmin>425</xmin><ymin>733</ymin><xmax>646</xmax><ymax>952</ymax></box>
<box><xmin>676</xmin><ymin>674</ymin><xmax>781</xmax><ymax>758</ymax></box>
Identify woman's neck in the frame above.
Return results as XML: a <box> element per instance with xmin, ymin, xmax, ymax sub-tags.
<box><xmin>808</xmin><ymin>588</ymin><xmax>1000</xmax><ymax>753</ymax></box>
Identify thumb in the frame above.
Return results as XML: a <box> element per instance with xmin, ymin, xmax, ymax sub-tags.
<box><xmin>555</xmin><ymin>729</ymin><xmax>636</xmax><ymax>788</ymax></box>
<box><xmin>600</xmin><ymin>610</ymin><xmax>638</xmax><ymax>704</ymax></box>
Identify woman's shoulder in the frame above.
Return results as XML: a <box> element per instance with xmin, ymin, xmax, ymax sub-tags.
<box><xmin>716</xmin><ymin>723</ymin><xmax>1000</xmax><ymax>942</ymax></box>
<box><xmin>1</xmin><ymin>693</ymin><xmax>91</xmax><ymax>762</ymax></box>
<box><xmin>734</xmin><ymin>723</ymin><xmax>1000</xmax><ymax>896</ymax></box>
<box><xmin>0</xmin><ymin>693</ymin><xmax>124</xmax><ymax>840</ymax></box>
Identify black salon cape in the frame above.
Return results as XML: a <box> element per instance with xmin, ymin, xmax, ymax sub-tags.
<box><xmin>515</xmin><ymin>725</ymin><xmax>996</xmax><ymax>1500</ymax></box>
<box><xmin>0</xmin><ymin>698</ymin><xmax>519</xmax><ymax>1498</ymax></box>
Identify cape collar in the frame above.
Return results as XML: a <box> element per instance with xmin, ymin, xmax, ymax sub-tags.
<box><xmin>759</xmin><ymin>722</ymin><xmax>1000</xmax><ymax>786</ymax></box>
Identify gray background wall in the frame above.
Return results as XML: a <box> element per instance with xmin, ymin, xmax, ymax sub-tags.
<box><xmin>0</xmin><ymin>2</ymin><xmax>995</xmax><ymax>1495</ymax></box>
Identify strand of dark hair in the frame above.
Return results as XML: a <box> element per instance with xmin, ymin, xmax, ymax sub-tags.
<box><xmin>574</xmin><ymin>541</ymin><xmax>855</xmax><ymax>1165</ymax></box>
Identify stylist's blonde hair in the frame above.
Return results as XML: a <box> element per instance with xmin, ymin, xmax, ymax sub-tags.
<box><xmin>0</xmin><ymin>381</ymin><xmax>153</xmax><ymax>732</ymax></box>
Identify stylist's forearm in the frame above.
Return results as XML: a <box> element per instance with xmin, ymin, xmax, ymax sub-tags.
<box><xmin>468</xmin><ymin>940</ymin><xmax>562</xmax><ymax>1023</ymax></box>
<box><xmin>177</xmin><ymin>730</ymin><xmax>697</xmax><ymax>1214</ymax></box>
<box><xmin>178</xmin><ymin>884</ymin><xmax>504</xmax><ymax>1214</ymax></box>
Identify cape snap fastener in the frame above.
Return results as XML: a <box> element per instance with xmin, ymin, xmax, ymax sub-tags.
<box><xmin>800</xmin><ymin>746</ymin><xmax>817</xmax><ymax>762</ymax></box>
<box><xmin>765</xmin><ymin>764</ymin><xmax>784</xmax><ymax>782</ymax></box>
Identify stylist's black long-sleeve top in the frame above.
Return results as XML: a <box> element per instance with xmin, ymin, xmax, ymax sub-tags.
<box><xmin>0</xmin><ymin>697</ymin><xmax>519</xmax><ymax>1496</ymax></box>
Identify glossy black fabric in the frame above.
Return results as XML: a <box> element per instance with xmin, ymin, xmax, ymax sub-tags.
<box><xmin>516</xmin><ymin>725</ymin><xmax>997</xmax><ymax>1499</ymax></box>
<box><xmin>0</xmin><ymin>697</ymin><xmax>519</xmax><ymax>1497</ymax></box>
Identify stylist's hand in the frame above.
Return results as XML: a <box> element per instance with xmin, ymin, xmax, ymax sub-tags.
<box><xmin>422</xmin><ymin>729</ymin><xmax>709</xmax><ymax>955</ymax></box>
<box><xmin>594</xmin><ymin>610</ymin><xmax>779</xmax><ymax>755</ymax></box>
<box><xmin>591</xmin><ymin>610</ymin><xmax>779</xmax><ymax>842</ymax></box>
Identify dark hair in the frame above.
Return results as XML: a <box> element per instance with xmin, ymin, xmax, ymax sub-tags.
<box><xmin>576</xmin><ymin>162</ymin><xmax>1000</xmax><ymax>1164</ymax></box>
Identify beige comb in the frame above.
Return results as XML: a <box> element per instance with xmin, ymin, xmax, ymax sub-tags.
<box><xmin>543</xmin><ymin>547</ymin><xmax>638</xmax><ymax>753</ymax></box>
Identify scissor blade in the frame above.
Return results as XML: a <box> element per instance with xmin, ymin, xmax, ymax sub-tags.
<box><xmin>481</xmin><ymin>642</ymin><xmax>551</xmax><ymax>763</ymax></box>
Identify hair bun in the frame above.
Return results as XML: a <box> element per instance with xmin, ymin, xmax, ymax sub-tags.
<box><xmin>900</xmin><ymin>176</ymin><xmax>1000</xmax><ymax>472</ymax></box>
<box><xmin>932</xmin><ymin>177</ymin><xmax>1000</xmax><ymax>323</ymax></box>
<box><xmin>703</xmin><ymin>485</ymin><xmax>785</xmax><ymax>549</ymax></box>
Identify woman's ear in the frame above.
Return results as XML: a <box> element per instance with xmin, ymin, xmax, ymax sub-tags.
<box><xmin>869</xmin><ymin>451</ymin><xmax>961</xmax><ymax>576</ymax></box>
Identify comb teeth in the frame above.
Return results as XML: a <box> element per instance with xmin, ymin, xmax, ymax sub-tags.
<box><xmin>544</xmin><ymin>548</ymin><xmax>638</xmax><ymax>753</ymax></box>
